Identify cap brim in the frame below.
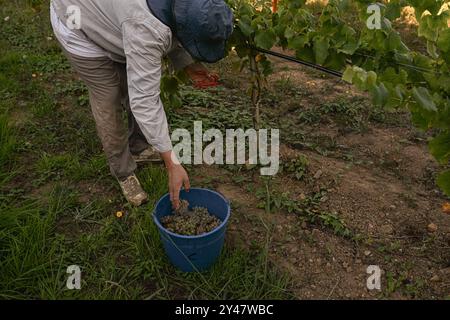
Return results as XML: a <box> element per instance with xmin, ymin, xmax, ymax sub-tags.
<box><xmin>181</xmin><ymin>36</ymin><xmax>226</xmax><ymax>63</ymax></box>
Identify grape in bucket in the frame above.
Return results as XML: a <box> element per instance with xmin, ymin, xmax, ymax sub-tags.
<box><xmin>161</xmin><ymin>200</ymin><xmax>221</xmax><ymax>236</ymax></box>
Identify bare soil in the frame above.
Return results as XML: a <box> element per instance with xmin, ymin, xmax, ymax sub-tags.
<box><xmin>203</xmin><ymin>48</ymin><xmax>450</xmax><ymax>299</ymax></box>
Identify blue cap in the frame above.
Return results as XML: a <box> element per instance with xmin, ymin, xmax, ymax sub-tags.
<box><xmin>173</xmin><ymin>0</ymin><xmax>234</xmax><ymax>63</ymax></box>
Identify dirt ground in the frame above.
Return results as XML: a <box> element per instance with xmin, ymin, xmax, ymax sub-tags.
<box><xmin>2</xmin><ymin>0</ymin><xmax>448</xmax><ymax>300</ymax></box>
<box><xmin>192</xmin><ymin>52</ymin><xmax>450</xmax><ymax>299</ymax></box>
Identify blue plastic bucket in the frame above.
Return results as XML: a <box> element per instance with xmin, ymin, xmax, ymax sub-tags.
<box><xmin>153</xmin><ymin>188</ymin><xmax>230</xmax><ymax>272</ymax></box>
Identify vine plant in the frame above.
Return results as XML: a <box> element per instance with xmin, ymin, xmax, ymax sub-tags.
<box><xmin>165</xmin><ymin>0</ymin><xmax>450</xmax><ymax>196</ymax></box>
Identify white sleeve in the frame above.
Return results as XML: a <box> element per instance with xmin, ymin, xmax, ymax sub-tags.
<box><xmin>167</xmin><ymin>38</ymin><xmax>195</xmax><ymax>71</ymax></box>
<box><xmin>122</xmin><ymin>19</ymin><xmax>173</xmax><ymax>153</ymax></box>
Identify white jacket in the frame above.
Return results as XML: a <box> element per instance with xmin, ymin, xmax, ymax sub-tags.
<box><xmin>51</xmin><ymin>0</ymin><xmax>192</xmax><ymax>152</ymax></box>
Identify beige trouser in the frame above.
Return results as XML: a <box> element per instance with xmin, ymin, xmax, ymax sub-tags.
<box><xmin>62</xmin><ymin>49</ymin><xmax>151</xmax><ymax>180</ymax></box>
<box><xmin>59</xmin><ymin>35</ymin><xmax>195</xmax><ymax>179</ymax></box>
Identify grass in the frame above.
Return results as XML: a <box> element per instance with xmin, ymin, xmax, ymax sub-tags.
<box><xmin>0</xmin><ymin>0</ymin><xmax>292</xmax><ymax>300</ymax></box>
<box><xmin>0</xmin><ymin>113</ymin><xmax>16</xmax><ymax>168</ymax></box>
<box><xmin>35</xmin><ymin>152</ymin><xmax>108</xmax><ymax>183</ymax></box>
<box><xmin>0</xmin><ymin>189</ymin><xmax>72</xmax><ymax>299</ymax></box>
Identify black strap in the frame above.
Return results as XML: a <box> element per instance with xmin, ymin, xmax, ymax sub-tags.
<box><xmin>251</xmin><ymin>46</ymin><xmax>343</xmax><ymax>78</ymax></box>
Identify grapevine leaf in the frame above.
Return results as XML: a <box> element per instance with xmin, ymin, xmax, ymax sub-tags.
<box><xmin>437</xmin><ymin>28</ymin><xmax>450</xmax><ymax>53</ymax></box>
<box><xmin>338</xmin><ymin>40</ymin><xmax>359</xmax><ymax>55</ymax></box>
<box><xmin>429</xmin><ymin>132</ymin><xmax>450</xmax><ymax>164</ymax></box>
<box><xmin>412</xmin><ymin>87</ymin><xmax>437</xmax><ymax>112</ymax></box>
<box><xmin>410</xmin><ymin>0</ymin><xmax>443</xmax><ymax>15</ymax></box>
<box><xmin>385</xmin><ymin>0</ymin><xmax>402</xmax><ymax>21</ymax></box>
<box><xmin>324</xmin><ymin>52</ymin><xmax>346</xmax><ymax>70</ymax></box>
<box><xmin>161</xmin><ymin>76</ymin><xmax>179</xmax><ymax>94</ymax></box>
<box><xmin>437</xmin><ymin>170</ymin><xmax>450</xmax><ymax>197</ymax></box>
<box><xmin>427</xmin><ymin>41</ymin><xmax>439</xmax><ymax>59</ymax></box>
<box><xmin>288</xmin><ymin>34</ymin><xmax>309</xmax><ymax>50</ymax></box>
<box><xmin>371</xmin><ymin>82</ymin><xmax>389</xmax><ymax>107</ymax></box>
<box><xmin>379</xmin><ymin>67</ymin><xmax>408</xmax><ymax>85</ymax></box>
<box><xmin>418</xmin><ymin>14</ymin><xmax>444</xmax><ymax>42</ymax></box>
<box><xmin>313</xmin><ymin>37</ymin><xmax>330</xmax><ymax>65</ymax></box>
<box><xmin>295</xmin><ymin>46</ymin><xmax>315</xmax><ymax>63</ymax></box>
<box><xmin>353</xmin><ymin>67</ymin><xmax>369</xmax><ymax>90</ymax></box>
<box><xmin>385</xmin><ymin>84</ymin><xmax>406</xmax><ymax>109</ymax></box>
<box><xmin>234</xmin><ymin>44</ymin><xmax>250</xmax><ymax>58</ymax></box>
<box><xmin>169</xmin><ymin>94</ymin><xmax>182</xmax><ymax>109</ymax></box>
<box><xmin>410</xmin><ymin>110</ymin><xmax>430</xmax><ymax>130</ymax></box>
<box><xmin>342</xmin><ymin>66</ymin><xmax>354</xmax><ymax>83</ymax></box>
<box><xmin>238</xmin><ymin>19</ymin><xmax>253</xmax><ymax>37</ymax></box>
<box><xmin>284</xmin><ymin>27</ymin><xmax>295</xmax><ymax>39</ymax></box>
<box><xmin>255</xmin><ymin>29</ymin><xmax>276</xmax><ymax>50</ymax></box>
<box><xmin>387</xmin><ymin>31</ymin><xmax>403</xmax><ymax>51</ymax></box>
<box><xmin>366</xmin><ymin>71</ymin><xmax>378</xmax><ymax>88</ymax></box>
<box><xmin>260</xmin><ymin>59</ymin><xmax>273</xmax><ymax>77</ymax></box>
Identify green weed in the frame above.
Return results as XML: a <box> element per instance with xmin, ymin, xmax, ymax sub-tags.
<box><xmin>0</xmin><ymin>113</ymin><xmax>16</xmax><ymax>168</ymax></box>
<box><xmin>283</xmin><ymin>155</ymin><xmax>309</xmax><ymax>181</ymax></box>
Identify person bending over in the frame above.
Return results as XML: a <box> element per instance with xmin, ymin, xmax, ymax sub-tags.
<box><xmin>50</xmin><ymin>0</ymin><xmax>233</xmax><ymax>208</ymax></box>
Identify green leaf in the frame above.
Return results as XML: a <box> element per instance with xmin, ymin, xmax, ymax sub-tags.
<box><xmin>238</xmin><ymin>19</ymin><xmax>253</xmax><ymax>37</ymax></box>
<box><xmin>169</xmin><ymin>93</ymin><xmax>182</xmax><ymax>109</ymax></box>
<box><xmin>387</xmin><ymin>31</ymin><xmax>403</xmax><ymax>51</ymax></box>
<box><xmin>338</xmin><ymin>40</ymin><xmax>359</xmax><ymax>55</ymax></box>
<box><xmin>429</xmin><ymin>132</ymin><xmax>450</xmax><ymax>164</ymax></box>
<box><xmin>371</xmin><ymin>83</ymin><xmax>389</xmax><ymax>107</ymax></box>
<box><xmin>260</xmin><ymin>59</ymin><xmax>273</xmax><ymax>77</ymax></box>
<box><xmin>436</xmin><ymin>170</ymin><xmax>450</xmax><ymax>197</ymax></box>
<box><xmin>234</xmin><ymin>44</ymin><xmax>250</xmax><ymax>58</ymax></box>
<box><xmin>379</xmin><ymin>67</ymin><xmax>408</xmax><ymax>85</ymax></box>
<box><xmin>412</xmin><ymin>87</ymin><xmax>437</xmax><ymax>112</ymax></box>
<box><xmin>410</xmin><ymin>109</ymin><xmax>429</xmax><ymax>129</ymax></box>
<box><xmin>418</xmin><ymin>15</ymin><xmax>436</xmax><ymax>41</ymax></box>
<box><xmin>295</xmin><ymin>46</ymin><xmax>314</xmax><ymax>63</ymax></box>
<box><xmin>342</xmin><ymin>66</ymin><xmax>354</xmax><ymax>83</ymax></box>
<box><xmin>288</xmin><ymin>34</ymin><xmax>309</xmax><ymax>50</ymax></box>
<box><xmin>437</xmin><ymin>28</ymin><xmax>450</xmax><ymax>53</ymax></box>
<box><xmin>324</xmin><ymin>52</ymin><xmax>346</xmax><ymax>70</ymax></box>
<box><xmin>371</xmin><ymin>30</ymin><xmax>389</xmax><ymax>51</ymax></box>
<box><xmin>353</xmin><ymin>67</ymin><xmax>369</xmax><ymax>90</ymax></box>
<box><xmin>366</xmin><ymin>71</ymin><xmax>378</xmax><ymax>88</ymax></box>
<box><xmin>385</xmin><ymin>1</ymin><xmax>402</xmax><ymax>21</ymax></box>
<box><xmin>284</xmin><ymin>27</ymin><xmax>295</xmax><ymax>39</ymax></box>
<box><xmin>385</xmin><ymin>84</ymin><xmax>406</xmax><ymax>109</ymax></box>
<box><xmin>161</xmin><ymin>76</ymin><xmax>179</xmax><ymax>94</ymax></box>
<box><xmin>313</xmin><ymin>37</ymin><xmax>330</xmax><ymax>65</ymax></box>
<box><xmin>410</xmin><ymin>0</ymin><xmax>443</xmax><ymax>16</ymax></box>
<box><xmin>255</xmin><ymin>29</ymin><xmax>277</xmax><ymax>50</ymax></box>
<box><xmin>427</xmin><ymin>41</ymin><xmax>439</xmax><ymax>59</ymax></box>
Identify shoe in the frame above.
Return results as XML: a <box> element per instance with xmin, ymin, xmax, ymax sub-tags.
<box><xmin>132</xmin><ymin>146</ymin><xmax>163</xmax><ymax>164</ymax></box>
<box><xmin>118</xmin><ymin>174</ymin><xmax>148</xmax><ymax>206</ymax></box>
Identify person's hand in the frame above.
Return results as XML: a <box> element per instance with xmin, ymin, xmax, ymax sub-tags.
<box><xmin>160</xmin><ymin>151</ymin><xmax>190</xmax><ymax>209</ymax></box>
<box><xmin>167</xmin><ymin>164</ymin><xmax>190</xmax><ymax>209</ymax></box>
